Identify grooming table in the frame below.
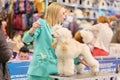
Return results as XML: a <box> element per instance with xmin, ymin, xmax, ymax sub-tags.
<box><xmin>50</xmin><ymin>72</ymin><xmax>120</xmax><ymax>80</ymax></box>
<box><xmin>50</xmin><ymin>56</ymin><xmax>120</xmax><ymax>80</ymax></box>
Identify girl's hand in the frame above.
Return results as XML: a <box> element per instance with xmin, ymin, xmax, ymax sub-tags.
<box><xmin>30</xmin><ymin>22</ymin><xmax>41</xmax><ymax>35</ymax></box>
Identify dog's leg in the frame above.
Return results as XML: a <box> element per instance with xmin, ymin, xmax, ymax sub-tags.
<box><xmin>63</xmin><ymin>59</ymin><xmax>74</xmax><ymax>76</ymax></box>
<box><xmin>77</xmin><ymin>64</ymin><xmax>85</xmax><ymax>74</ymax></box>
<box><xmin>81</xmin><ymin>44</ymin><xmax>99</xmax><ymax>75</ymax></box>
<box><xmin>90</xmin><ymin>61</ymin><xmax>99</xmax><ymax>76</ymax></box>
<box><xmin>58</xmin><ymin>59</ymin><xmax>64</xmax><ymax>76</ymax></box>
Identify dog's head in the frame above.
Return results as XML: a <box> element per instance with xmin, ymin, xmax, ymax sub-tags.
<box><xmin>74</xmin><ymin>30</ymin><xmax>94</xmax><ymax>43</ymax></box>
<box><xmin>80</xmin><ymin>30</ymin><xmax>94</xmax><ymax>43</ymax></box>
<box><xmin>52</xmin><ymin>25</ymin><xmax>72</xmax><ymax>42</ymax></box>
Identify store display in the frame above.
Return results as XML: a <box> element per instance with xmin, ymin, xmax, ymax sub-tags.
<box><xmin>74</xmin><ymin>9</ymin><xmax>84</xmax><ymax>18</ymax></box>
<box><xmin>70</xmin><ymin>0</ymin><xmax>77</xmax><ymax>4</ymax></box>
<box><xmin>64</xmin><ymin>0</ymin><xmax>69</xmax><ymax>4</ymax></box>
<box><xmin>98</xmin><ymin>0</ymin><xmax>107</xmax><ymax>10</ymax></box>
<box><xmin>83</xmin><ymin>9</ymin><xmax>90</xmax><ymax>18</ymax></box>
<box><xmin>109</xmin><ymin>9</ymin><xmax>117</xmax><ymax>16</ymax></box>
<box><xmin>59</xmin><ymin>0</ymin><xmax>120</xmax><ymax>21</ymax></box>
<box><xmin>82</xmin><ymin>0</ymin><xmax>93</xmax><ymax>8</ymax></box>
<box><xmin>111</xmin><ymin>1</ymin><xmax>119</xmax><ymax>11</ymax></box>
<box><xmin>98</xmin><ymin>9</ymin><xmax>106</xmax><ymax>16</ymax></box>
<box><xmin>89</xmin><ymin>10</ymin><xmax>99</xmax><ymax>19</ymax></box>
<box><xmin>35</xmin><ymin>0</ymin><xmax>46</xmax><ymax>13</ymax></box>
<box><xmin>0</xmin><ymin>0</ymin><xmax>47</xmax><ymax>39</ymax></box>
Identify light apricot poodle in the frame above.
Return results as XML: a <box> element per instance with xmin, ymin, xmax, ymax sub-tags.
<box><xmin>52</xmin><ymin>25</ymin><xmax>99</xmax><ymax>76</ymax></box>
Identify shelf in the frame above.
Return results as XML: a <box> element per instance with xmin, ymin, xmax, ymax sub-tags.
<box><xmin>77</xmin><ymin>18</ymin><xmax>97</xmax><ymax>20</ymax></box>
<box><xmin>61</xmin><ymin>3</ymin><xmax>110</xmax><ymax>11</ymax></box>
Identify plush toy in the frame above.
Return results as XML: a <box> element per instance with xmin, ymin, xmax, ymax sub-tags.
<box><xmin>98</xmin><ymin>0</ymin><xmax>107</xmax><ymax>10</ymax></box>
<box><xmin>82</xmin><ymin>0</ymin><xmax>93</xmax><ymax>8</ymax></box>
<box><xmin>52</xmin><ymin>25</ymin><xmax>99</xmax><ymax>76</ymax></box>
<box><xmin>74</xmin><ymin>9</ymin><xmax>84</xmax><ymax>18</ymax></box>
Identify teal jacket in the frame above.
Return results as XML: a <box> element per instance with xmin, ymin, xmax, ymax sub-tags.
<box><xmin>23</xmin><ymin>19</ymin><xmax>58</xmax><ymax>77</ymax></box>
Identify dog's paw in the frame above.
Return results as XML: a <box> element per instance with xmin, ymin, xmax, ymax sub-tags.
<box><xmin>63</xmin><ymin>73</ymin><xmax>74</xmax><ymax>77</ymax></box>
<box><xmin>91</xmin><ymin>71</ymin><xmax>99</xmax><ymax>76</ymax></box>
<box><xmin>59</xmin><ymin>74</ymin><xmax>64</xmax><ymax>77</ymax></box>
<box><xmin>93</xmin><ymin>72</ymin><xmax>99</xmax><ymax>76</ymax></box>
<box><xmin>77</xmin><ymin>71</ymin><xmax>83</xmax><ymax>74</ymax></box>
<box><xmin>64</xmin><ymin>70</ymin><xmax>74</xmax><ymax>77</ymax></box>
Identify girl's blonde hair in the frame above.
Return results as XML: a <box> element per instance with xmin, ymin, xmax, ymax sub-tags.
<box><xmin>44</xmin><ymin>2</ymin><xmax>64</xmax><ymax>27</ymax></box>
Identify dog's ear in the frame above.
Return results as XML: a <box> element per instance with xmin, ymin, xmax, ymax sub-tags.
<box><xmin>74</xmin><ymin>31</ymin><xmax>84</xmax><ymax>43</ymax></box>
<box><xmin>80</xmin><ymin>30</ymin><xmax>94</xmax><ymax>43</ymax></box>
<box><xmin>52</xmin><ymin>41</ymin><xmax>57</xmax><ymax>48</ymax></box>
<box><xmin>61</xmin><ymin>42</ymin><xmax>68</xmax><ymax>51</ymax></box>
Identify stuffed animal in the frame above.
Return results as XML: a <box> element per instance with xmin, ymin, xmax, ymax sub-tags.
<box><xmin>52</xmin><ymin>25</ymin><xmax>99</xmax><ymax>76</ymax></box>
<box><xmin>98</xmin><ymin>0</ymin><xmax>107</xmax><ymax>10</ymax></box>
<box><xmin>82</xmin><ymin>0</ymin><xmax>93</xmax><ymax>8</ymax></box>
<box><xmin>74</xmin><ymin>9</ymin><xmax>84</xmax><ymax>18</ymax></box>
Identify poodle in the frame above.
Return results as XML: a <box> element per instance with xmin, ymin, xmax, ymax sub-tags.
<box><xmin>52</xmin><ymin>25</ymin><xmax>99</xmax><ymax>76</ymax></box>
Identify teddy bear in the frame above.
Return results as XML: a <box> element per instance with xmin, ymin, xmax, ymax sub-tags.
<box><xmin>52</xmin><ymin>25</ymin><xmax>99</xmax><ymax>76</ymax></box>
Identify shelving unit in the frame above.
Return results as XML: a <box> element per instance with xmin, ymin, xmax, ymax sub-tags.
<box><xmin>57</xmin><ymin>0</ymin><xmax>120</xmax><ymax>21</ymax></box>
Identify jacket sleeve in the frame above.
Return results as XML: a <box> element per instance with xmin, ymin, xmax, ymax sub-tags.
<box><xmin>23</xmin><ymin>19</ymin><xmax>43</xmax><ymax>44</ymax></box>
<box><xmin>0</xmin><ymin>29</ymin><xmax>12</xmax><ymax>63</ymax></box>
<box><xmin>23</xmin><ymin>28</ymin><xmax>41</xmax><ymax>44</ymax></box>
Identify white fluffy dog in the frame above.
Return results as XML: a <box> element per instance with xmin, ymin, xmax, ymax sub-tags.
<box><xmin>52</xmin><ymin>25</ymin><xmax>99</xmax><ymax>76</ymax></box>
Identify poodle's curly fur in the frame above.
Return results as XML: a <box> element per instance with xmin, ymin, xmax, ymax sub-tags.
<box><xmin>52</xmin><ymin>25</ymin><xmax>99</xmax><ymax>76</ymax></box>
